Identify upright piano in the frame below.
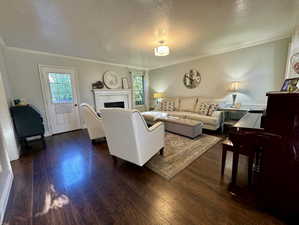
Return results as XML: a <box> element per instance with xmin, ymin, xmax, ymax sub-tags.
<box><xmin>229</xmin><ymin>92</ymin><xmax>299</xmax><ymax>223</ymax></box>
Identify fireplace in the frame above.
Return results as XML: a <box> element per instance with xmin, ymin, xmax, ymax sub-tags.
<box><xmin>93</xmin><ymin>89</ymin><xmax>132</xmax><ymax>112</ymax></box>
<box><xmin>104</xmin><ymin>101</ymin><xmax>125</xmax><ymax>108</ymax></box>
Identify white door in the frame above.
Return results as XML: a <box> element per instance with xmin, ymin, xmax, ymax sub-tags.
<box><xmin>39</xmin><ymin>66</ymin><xmax>81</xmax><ymax>134</ymax></box>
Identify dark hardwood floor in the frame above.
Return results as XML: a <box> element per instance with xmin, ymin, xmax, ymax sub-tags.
<box><xmin>4</xmin><ymin>130</ymin><xmax>286</xmax><ymax>225</ymax></box>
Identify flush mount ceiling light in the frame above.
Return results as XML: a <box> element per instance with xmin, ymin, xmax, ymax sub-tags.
<box><xmin>154</xmin><ymin>41</ymin><xmax>170</xmax><ymax>56</ymax></box>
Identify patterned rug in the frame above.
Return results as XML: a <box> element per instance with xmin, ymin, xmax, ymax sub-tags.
<box><xmin>146</xmin><ymin>132</ymin><xmax>222</xmax><ymax>179</ymax></box>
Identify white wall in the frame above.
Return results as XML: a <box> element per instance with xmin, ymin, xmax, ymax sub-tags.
<box><xmin>149</xmin><ymin>38</ymin><xmax>289</xmax><ymax>106</ymax></box>
<box><xmin>4</xmin><ymin>48</ymin><xmax>146</xmax><ymax>133</ymax></box>
<box><xmin>0</xmin><ymin>41</ymin><xmax>12</xmax><ymax>103</ymax></box>
<box><xmin>0</xmin><ymin>42</ymin><xmax>19</xmax><ymax>161</ymax></box>
<box><xmin>0</xmin><ymin>40</ymin><xmax>15</xmax><ymax>225</ymax></box>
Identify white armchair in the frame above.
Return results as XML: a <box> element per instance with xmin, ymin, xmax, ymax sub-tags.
<box><xmin>101</xmin><ymin>108</ymin><xmax>165</xmax><ymax>166</ymax></box>
<box><xmin>79</xmin><ymin>103</ymin><xmax>105</xmax><ymax>142</ymax></box>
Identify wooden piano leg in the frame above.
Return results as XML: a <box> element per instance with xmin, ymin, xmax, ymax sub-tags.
<box><xmin>248</xmin><ymin>153</ymin><xmax>254</xmax><ymax>186</ymax></box>
<box><xmin>221</xmin><ymin>149</ymin><xmax>227</xmax><ymax>176</ymax></box>
<box><xmin>231</xmin><ymin>151</ymin><xmax>239</xmax><ymax>188</ymax></box>
<box><xmin>254</xmin><ymin>151</ymin><xmax>261</xmax><ymax>172</ymax></box>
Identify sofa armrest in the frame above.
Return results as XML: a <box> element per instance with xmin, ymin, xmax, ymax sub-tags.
<box><xmin>212</xmin><ymin>111</ymin><xmax>224</xmax><ymax>123</ymax></box>
<box><xmin>212</xmin><ymin>110</ymin><xmax>222</xmax><ymax>117</ymax></box>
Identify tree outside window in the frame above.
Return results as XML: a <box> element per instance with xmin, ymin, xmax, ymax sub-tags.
<box><xmin>48</xmin><ymin>73</ymin><xmax>73</xmax><ymax>104</ymax></box>
<box><xmin>132</xmin><ymin>72</ymin><xmax>145</xmax><ymax>106</ymax></box>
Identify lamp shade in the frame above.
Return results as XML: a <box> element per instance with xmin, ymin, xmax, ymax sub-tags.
<box><xmin>230</xmin><ymin>81</ymin><xmax>240</xmax><ymax>92</ymax></box>
<box><xmin>153</xmin><ymin>92</ymin><xmax>164</xmax><ymax>99</ymax></box>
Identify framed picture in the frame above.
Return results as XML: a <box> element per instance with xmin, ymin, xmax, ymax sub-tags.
<box><xmin>281</xmin><ymin>78</ymin><xmax>299</xmax><ymax>92</ymax></box>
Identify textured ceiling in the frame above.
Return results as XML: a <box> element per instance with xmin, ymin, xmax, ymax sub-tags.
<box><xmin>0</xmin><ymin>0</ymin><xmax>298</xmax><ymax>69</ymax></box>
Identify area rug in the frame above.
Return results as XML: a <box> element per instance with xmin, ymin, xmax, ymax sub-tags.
<box><xmin>146</xmin><ymin>133</ymin><xmax>222</xmax><ymax>180</ymax></box>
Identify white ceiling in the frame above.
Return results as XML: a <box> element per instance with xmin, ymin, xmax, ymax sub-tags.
<box><xmin>0</xmin><ymin>0</ymin><xmax>298</xmax><ymax>69</ymax></box>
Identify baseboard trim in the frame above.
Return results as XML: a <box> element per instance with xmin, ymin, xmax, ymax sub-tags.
<box><xmin>0</xmin><ymin>171</ymin><xmax>13</xmax><ymax>225</ymax></box>
<box><xmin>44</xmin><ymin>131</ymin><xmax>51</xmax><ymax>137</ymax></box>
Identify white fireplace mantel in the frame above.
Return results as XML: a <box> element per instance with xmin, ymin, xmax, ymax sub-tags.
<box><xmin>93</xmin><ymin>89</ymin><xmax>132</xmax><ymax>112</ymax></box>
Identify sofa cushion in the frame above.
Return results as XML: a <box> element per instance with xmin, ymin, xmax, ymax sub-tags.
<box><xmin>184</xmin><ymin>113</ymin><xmax>219</xmax><ymax>126</ymax></box>
<box><xmin>197</xmin><ymin>103</ymin><xmax>210</xmax><ymax>115</ymax></box>
<box><xmin>179</xmin><ymin>97</ymin><xmax>198</xmax><ymax>112</ymax></box>
<box><xmin>160</xmin><ymin>100</ymin><xmax>175</xmax><ymax>111</ymax></box>
<box><xmin>166</xmin><ymin>111</ymin><xmax>188</xmax><ymax>118</ymax></box>
<box><xmin>163</xmin><ymin>97</ymin><xmax>180</xmax><ymax>110</ymax></box>
<box><xmin>207</xmin><ymin>104</ymin><xmax>219</xmax><ymax>116</ymax></box>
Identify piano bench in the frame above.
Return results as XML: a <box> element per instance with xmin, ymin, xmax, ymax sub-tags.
<box><xmin>221</xmin><ymin>139</ymin><xmax>257</xmax><ymax>186</ymax></box>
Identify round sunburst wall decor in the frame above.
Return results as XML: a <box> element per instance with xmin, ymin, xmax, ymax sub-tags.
<box><xmin>183</xmin><ymin>69</ymin><xmax>201</xmax><ymax>89</ymax></box>
<box><xmin>103</xmin><ymin>71</ymin><xmax>121</xmax><ymax>89</ymax></box>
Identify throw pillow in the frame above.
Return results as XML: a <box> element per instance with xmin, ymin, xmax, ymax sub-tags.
<box><xmin>207</xmin><ymin>104</ymin><xmax>219</xmax><ymax>116</ymax></box>
<box><xmin>163</xmin><ymin>97</ymin><xmax>179</xmax><ymax>110</ymax></box>
<box><xmin>198</xmin><ymin>103</ymin><xmax>210</xmax><ymax>115</ymax></box>
<box><xmin>160</xmin><ymin>100</ymin><xmax>175</xmax><ymax>111</ymax></box>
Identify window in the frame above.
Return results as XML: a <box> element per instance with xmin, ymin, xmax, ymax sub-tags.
<box><xmin>132</xmin><ymin>72</ymin><xmax>145</xmax><ymax>106</ymax></box>
<box><xmin>48</xmin><ymin>73</ymin><xmax>73</xmax><ymax>104</ymax></box>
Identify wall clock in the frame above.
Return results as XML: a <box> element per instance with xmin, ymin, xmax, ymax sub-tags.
<box><xmin>183</xmin><ymin>69</ymin><xmax>201</xmax><ymax>89</ymax></box>
<box><xmin>291</xmin><ymin>52</ymin><xmax>299</xmax><ymax>74</ymax></box>
<box><xmin>103</xmin><ymin>71</ymin><xmax>121</xmax><ymax>89</ymax></box>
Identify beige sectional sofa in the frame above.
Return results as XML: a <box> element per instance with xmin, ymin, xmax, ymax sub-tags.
<box><xmin>145</xmin><ymin>96</ymin><xmax>224</xmax><ymax>131</ymax></box>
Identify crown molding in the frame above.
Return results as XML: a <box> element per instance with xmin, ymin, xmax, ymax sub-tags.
<box><xmin>2</xmin><ymin>32</ymin><xmax>291</xmax><ymax>71</ymax></box>
<box><xmin>5</xmin><ymin>46</ymin><xmax>148</xmax><ymax>71</ymax></box>
<box><xmin>0</xmin><ymin>36</ymin><xmax>6</xmax><ymax>46</ymax></box>
<box><xmin>149</xmin><ymin>32</ymin><xmax>291</xmax><ymax>71</ymax></box>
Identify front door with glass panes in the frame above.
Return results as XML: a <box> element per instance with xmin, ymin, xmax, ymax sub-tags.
<box><xmin>39</xmin><ymin>66</ymin><xmax>81</xmax><ymax>134</ymax></box>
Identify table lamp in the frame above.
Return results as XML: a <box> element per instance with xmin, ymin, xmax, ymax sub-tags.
<box><xmin>230</xmin><ymin>81</ymin><xmax>240</xmax><ymax>107</ymax></box>
<box><xmin>153</xmin><ymin>92</ymin><xmax>164</xmax><ymax>104</ymax></box>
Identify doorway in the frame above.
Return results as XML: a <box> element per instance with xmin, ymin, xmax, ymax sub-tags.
<box><xmin>39</xmin><ymin>65</ymin><xmax>81</xmax><ymax>135</ymax></box>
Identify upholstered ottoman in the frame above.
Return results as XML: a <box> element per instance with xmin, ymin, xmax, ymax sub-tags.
<box><xmin>162</xmin><ymin>117</ymin><xmax>203</xmax><ymax>139</ymax></box>
<box><xmin>142</xmin><ymin>112</ymin><xmax>203</xmax><ymax>138</ymax></box>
